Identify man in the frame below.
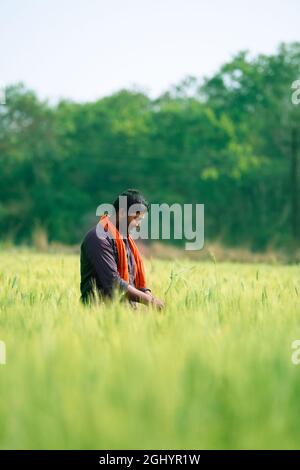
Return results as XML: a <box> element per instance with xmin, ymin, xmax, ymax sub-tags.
<box><xmin>80</xmin><ymin>189</ymin><xmax>164</xmax><ymax>309</ymax></box>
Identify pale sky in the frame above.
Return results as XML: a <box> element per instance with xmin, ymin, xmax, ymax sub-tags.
<box><xmin>1</xmin><ymin>0</ymin><xmax>299</xmax><ymax>103</ymax></box>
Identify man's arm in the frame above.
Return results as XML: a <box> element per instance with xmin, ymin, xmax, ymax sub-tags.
<box><xmin>84</xmin><ymin>231</ymin><xmax>128</xmax><ymax>296</ymax></box>
<box><xmin>126</xmin><ymin>284</ymin><xmax>164</xmax><ymax>309</ymax></box>
<box><xmin>85</xmin><ymin>229</ymin><xmax>163</xmax><ymax>308</ymax></box>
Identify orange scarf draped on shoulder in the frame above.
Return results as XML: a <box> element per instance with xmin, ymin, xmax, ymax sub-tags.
<box><xmin>99</xmin><ymin>215</ymin><xmax>146</xmax><ymax>289</ymax></box>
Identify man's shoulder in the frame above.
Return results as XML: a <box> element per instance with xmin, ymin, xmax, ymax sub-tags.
<box><xmin>81</xmin><ymin>224</ymin><xmax>115</xmax><ymax>249</ymax></box>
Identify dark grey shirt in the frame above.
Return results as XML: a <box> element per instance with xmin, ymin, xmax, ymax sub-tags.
<box><xmin>80</xmin><ymin>224</ymin><xmax>149</xmax><ymax>303</ymax></box>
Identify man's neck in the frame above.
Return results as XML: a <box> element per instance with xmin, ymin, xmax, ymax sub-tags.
<box><xmin>116</xmin><ymin>218</ymin><xmax>128</xmax><ymax>237</ymax></box>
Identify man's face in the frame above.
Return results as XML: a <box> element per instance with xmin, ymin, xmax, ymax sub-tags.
<box><xmin>117</xmin><ymin>204</ymin><xmax>147</xmax><ymax>234</ymax></box>
<box><xmin>127</xmin><ymin>211</ymin><xmax>146</xmax><ymax>232</ymax></box>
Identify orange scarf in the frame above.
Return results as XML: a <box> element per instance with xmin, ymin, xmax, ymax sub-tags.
<box><xmin>99</xmin><ymin>215</ymin><xmax>146</xmax><ymax>289</ymax></box>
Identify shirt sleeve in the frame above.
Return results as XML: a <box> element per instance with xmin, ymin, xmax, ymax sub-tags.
<box><xmin>84</xmin><ymin>231</ymin><xmax>129</xmax><ymax>296</ymax></box>
<box><xmin>139</xmin><ymin>287</ymin><xmax>152</xmax><ymax>294</ymax></box>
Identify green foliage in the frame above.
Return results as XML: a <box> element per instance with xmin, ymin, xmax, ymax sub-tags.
<box><xmin>0</xmin><ymin>43</ymin><xmax>300</xmax><ymax>249</ymax></box>
<box><xmin>1</xmin><ymin>252</ymin><xmax>300</xmax><ymax>448</ymax></box>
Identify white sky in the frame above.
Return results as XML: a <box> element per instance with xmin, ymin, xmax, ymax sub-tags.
<box><xmin>1</xmin><ymin>0</ymin><xmax>299</xmax><ymax>103</ymax></box>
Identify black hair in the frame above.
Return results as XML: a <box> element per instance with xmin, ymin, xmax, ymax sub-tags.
<box><xmin>113</xmin><ymin>188</ymin><xmax>149</xmax><ymax>213</ymax></box>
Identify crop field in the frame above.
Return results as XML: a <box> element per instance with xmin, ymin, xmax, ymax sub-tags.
<box><xmin>0</xmin><ymin>251</ymin><xmax>300</xmax><ymax>449</ymax></box>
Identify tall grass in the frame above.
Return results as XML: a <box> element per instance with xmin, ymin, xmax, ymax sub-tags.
<box><xmin>0</xmin><ymin>251</ymin><xmax>300</xmax><ymax>449</ymax></box>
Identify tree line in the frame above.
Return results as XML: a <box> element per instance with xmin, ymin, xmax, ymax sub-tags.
<box><xmin>0</xmin><ymin>42</ymin><xmax>299</xmax><ymax>250</ymax></box>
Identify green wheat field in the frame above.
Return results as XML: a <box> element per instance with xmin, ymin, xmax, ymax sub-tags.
<box><xmin>0</xmin><ymin>250</ymin><xmax>300</xmax><ymax>449</ymax></box>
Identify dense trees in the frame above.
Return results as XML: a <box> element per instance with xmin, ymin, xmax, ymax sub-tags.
<box><xmin>0</xmin><ymin>43</ymin><xmax>299</xmax><ymax>249</ymax></box>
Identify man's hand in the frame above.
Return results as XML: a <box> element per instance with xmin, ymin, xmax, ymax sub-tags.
<box><xmin>149</xmin><ymin>296</ymin><xmax>164</xmax><ymax>310</ymax></box>
<box><xmin>144</xmin><ymin>291</ymin><xmax>164</xmax><ymax>310</ymax></box>
<box><xmin>127</xmin><ymin>285</ymin><xmax>164</xmax><ymax>309</ymax></box>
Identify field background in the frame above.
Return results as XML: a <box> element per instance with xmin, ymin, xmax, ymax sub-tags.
<box><xmin>1</xmin><ymin>1</ymin><xmax>300</xmax><ymax>450</ymax></box>
<box><xmin>1</xmin><ymin>250</ymin><xmax>300</xmax><ymax>449</ymax></box>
